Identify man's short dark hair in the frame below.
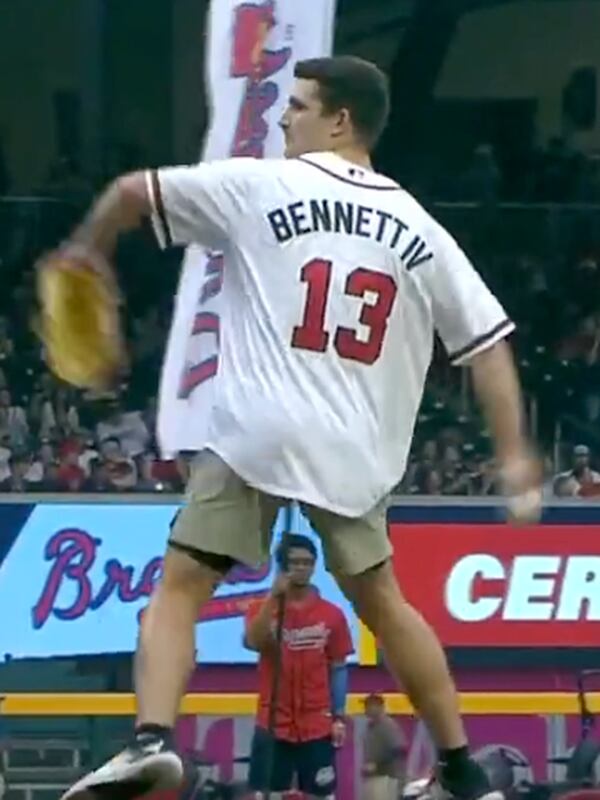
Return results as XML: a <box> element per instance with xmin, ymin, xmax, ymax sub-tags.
<box><xmin>276</xmin><ymin>534</ymin><xmax>317</xmax><ymax>569</ymax></box>
<box><xmin>294</xmin><ymin>55</ymin><xmax>390</xmax><ymax>148</ymax></box>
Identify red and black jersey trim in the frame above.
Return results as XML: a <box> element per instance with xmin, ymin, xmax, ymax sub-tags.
<box><xmin>449</xmin><ymin>318</ymin><xmax>514</xmax><ymax>363</ymax></box>
<box><xmin>150</xmin><ymin>169</ymin><xmax>173</xmax><ymax>247</ymax></box>
<box><xmin>297</xmin><ymin>156</ymin><xmax>402</xmax><ymax>191</ymax></box>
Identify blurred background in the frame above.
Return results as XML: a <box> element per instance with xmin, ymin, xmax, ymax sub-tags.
<box><xmin>3</xmin><ymin>0</ymin><xmax>600</xmax><ymax>499</ymax></box>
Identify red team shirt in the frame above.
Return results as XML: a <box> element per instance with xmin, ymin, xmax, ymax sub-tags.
<box><xmin>245</xmin><ymin>591</ymin><xmax>353</xmax><ymax>742</ymax></box>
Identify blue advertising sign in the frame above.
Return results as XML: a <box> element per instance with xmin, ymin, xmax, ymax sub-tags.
<box><xmin>0</xmin><ymin>501</ymin><xmax>359</xmax><ymax>662</ymax></box>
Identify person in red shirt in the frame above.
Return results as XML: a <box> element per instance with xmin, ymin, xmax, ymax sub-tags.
<box><xmin>244</xmin><ymin>534</ymin><xmax>353</xmax><ymax>799</ymax></box>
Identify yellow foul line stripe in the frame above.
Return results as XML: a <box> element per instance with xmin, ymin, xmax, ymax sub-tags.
<box><xmin>2</xmin><ymin>692</ymin><xmax>600</xmax><ymax>716</ymax></box>
<box><xmin>357</xmin><ymin>621</ymin><xmax>377</xmax><ymax>666</ymax></box>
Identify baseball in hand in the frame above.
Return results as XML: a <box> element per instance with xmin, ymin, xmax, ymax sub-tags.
<box><xmin>506</xmin><ymin>487</ymin><xmax>542</xmax><ymax>524</ymax></box>
<box><xmin>501</xmin><ymin>456</ymin><xmax>543</xmax><ymax>524</ymax></box>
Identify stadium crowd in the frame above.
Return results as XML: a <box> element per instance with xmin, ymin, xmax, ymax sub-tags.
<box><xmin>1</xmin><ymin>142</ymin><xmax>600</xmax><ymax>498</ymax></box>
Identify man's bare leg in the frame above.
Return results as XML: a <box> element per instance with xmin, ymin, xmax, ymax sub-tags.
<box><xmin>336</xmin><ymin>561</ymin><xmax>491</xmax><ymax>798</ymax></box>
<box><xmin>136</xmin><ymin>546</ymin><xmax>222</xmax><ymax>727</ymax></box>
<box><xmin>59</xmin><ymin>546</ymin><xmax>223</xmax><ymax>800</ymax></box>
<box><xmin>337</xmin><ymin>560</ymin><xmax>464</xmax><ymax>748</ymax></box>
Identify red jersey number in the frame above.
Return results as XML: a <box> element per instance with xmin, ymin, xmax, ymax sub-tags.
<box><xmin>291</xmin><ymin>258</ymin><xmax>397</xmax><ymax>365</ymax></box>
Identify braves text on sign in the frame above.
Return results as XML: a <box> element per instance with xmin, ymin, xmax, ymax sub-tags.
<box><xmin>0</xmin><ymin>502</ymin><xmax>357</xmax><ymax>661</ymax></box>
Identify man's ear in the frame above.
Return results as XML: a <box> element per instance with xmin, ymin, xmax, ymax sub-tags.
<box><xmin>331</xmin><ymin>107</ymin><xmax>352</xmax><ymax>140</ymax></box>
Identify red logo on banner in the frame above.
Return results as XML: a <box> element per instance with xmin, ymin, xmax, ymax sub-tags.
<box><xmin>230</xmin><ymin>1</ymin><xmax>291</xmax><ymax>156</ymax></box>
<box><xmin>390</xmin><ymin>523</ymin><xmax>600</xmax><ymax>647</ymax></box>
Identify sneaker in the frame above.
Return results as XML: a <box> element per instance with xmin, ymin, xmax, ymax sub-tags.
<box><xmin>60</xmin><ymin>734</ymin><xmax>184</xmax><ymax>800</ymax></box>
<box><xmin>403</xmin><ymin>775</ymin><xmax>504</xmax><ymax>800</ymax></box>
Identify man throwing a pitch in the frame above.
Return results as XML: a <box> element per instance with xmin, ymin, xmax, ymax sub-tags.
<box><xmin>57</xmin><ymin>56</ymin><xmax>540</xmax><ymax>800</ymax></box>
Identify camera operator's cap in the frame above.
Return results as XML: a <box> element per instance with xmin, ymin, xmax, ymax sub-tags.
<box><xmin>574</xmin><ymin>444</ymin><xmax>590</xmax><ymax>455</ymax></box>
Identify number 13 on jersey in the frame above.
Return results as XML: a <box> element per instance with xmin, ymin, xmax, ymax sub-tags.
<box><xmin>291</xmin><ymin>258</ymin><xmax>398</xmax><ymax>365</ymax></box>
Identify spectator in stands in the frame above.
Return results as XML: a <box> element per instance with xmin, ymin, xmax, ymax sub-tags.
<box><xmin>557</xmin><ymin>314</ymin><xmax>600</xmax><ymax>421</ymax></box>
<box><xmin>402</xmin><ymin>439</ymin><xmax>439</xmax><ymax>493</ymax></box>
<box><xmin>0</xmin><ymin>317</ymin><xmax>14</xmax><ymax>361</ymax></box>
<box><xmin>420</xmin><ymin>439</ymin><xmax>438</xmax><ymax>466</ymax></box>
<box><xmin>57</xmin><ymin>446</ymin><xmax>86</xmax><ymax>491</ymax></box>
<box><xmin>458</xmin><ymin>143</ymin><xmax>500</xmax><ymax>204</ymax></box>
<box><xmin>138</xmin><ymin>452</ymin><xmax>184</xmax><ymax>493</ymax></box>
<box><xmin>553</xmin><ymin>444</ymin><xmax>600</xmax><ymax>497</ymax></box>
<box><xmin>96</xmin><ymin>399</ymin><xmax>150</xmax><ymax>458</ymax></box>
<box><xmin>100</xmin><ymin>437</ymin><xmax>138</xmax><ymax>491</ymax></box>
<box><xmin>81</xmin><ymin>458</ymin><xmax>113</xmax><ymax>492</ymax></box>
<box><xmin>0</xmin><ymin>435</ymin><xmax>10</xmax><ymax>485</ymax></box>
<box><xmin>0</xmin><ymin>453</ymin><xmax>33</xmax><ymax>492</ymax></box>
<box><xmin>413</xmin><ymin>466</ymin><xmax>442</xmax><ymax>495</ymax></box>
<box><xmin>38</xmin><ymin>439</ymin><xmax>56</xmax><ymax>468</ymax></box>
<box><xmin>29</xmin><ymin>385</ymin><xmax>56</xmax><ymax>439</ymax></box>
<box><xmin>38</xmin><ymin>461</ymin><xmax>62</xmax><ymax>492</ymax></box>
<box><xmin>78</xmin><ymin>434</ymin><xmax>99</xmax><ymax>475</ymax></box>
<box><xmin>475</xmin><ymin>456</ymin><xmax>501</xmax><ymax>496</ymax></box>
<box><xmin>54</xmin><ymin>386</ymin><xmax>81</xmax><ymax>434</ymax></box>
<box><xmin>439</xmin><ymin>444</ymin><xmax>473</xmax><ymax>496</ymax></box>
<box><xmin>0</xmin><ymin>389</ymin><xmax>28</xmax><ymax>449</ymax></box>
<box><xmin>552</xmin><ymin>473</ymin><xmax>578</xmax><ymax>498</ymax></box>
<box><xmin>24</xmin><ymin>447</ymin><xmax>45</xmax><ymax>487</ymax></box>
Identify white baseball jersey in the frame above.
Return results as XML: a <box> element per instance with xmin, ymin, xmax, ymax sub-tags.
<box><xmin>147</xmin><ymin>152</ymin><xmax>514</xmax><ymax>516</ymax></box>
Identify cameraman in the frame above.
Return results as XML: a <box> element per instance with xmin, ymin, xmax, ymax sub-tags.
<box><xmin>244</xmin><ymin>534</ymin><xmax>353</xmax><ymax>799</ymax></box>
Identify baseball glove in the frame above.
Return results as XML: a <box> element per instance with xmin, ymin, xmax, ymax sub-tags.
<box><xmin>36</xmin><ymin>247</ymin><xmax>127</xmax><ymax>390</ymax></box>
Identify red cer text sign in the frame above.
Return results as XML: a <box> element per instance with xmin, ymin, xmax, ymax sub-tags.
<box><xmin>390</xmin><ymin>523</ymin><xmax>600</xmax><ymax>647</ymax></box>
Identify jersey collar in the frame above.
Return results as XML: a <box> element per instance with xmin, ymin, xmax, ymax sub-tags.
<box><xmin>297</xmin><ymin>151</ymin><xmax>400</xmax><ymax>190</ymax></box>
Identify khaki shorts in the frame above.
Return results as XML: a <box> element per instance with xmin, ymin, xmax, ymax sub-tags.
<box><xmin>169</xmin><ymin>450</ymin><xmax>391</xmax><ymax>576</ymax></box>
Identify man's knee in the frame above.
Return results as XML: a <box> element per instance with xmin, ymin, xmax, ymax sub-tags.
<box><xmin>335</xmin><ymin>557</ymin><xmax>394</xmax><ymax>598</ymax></box>
<box><xmin>334</xmin><ymin>559</ymin><xmax>405</xmax><ymax>627</ymax></box>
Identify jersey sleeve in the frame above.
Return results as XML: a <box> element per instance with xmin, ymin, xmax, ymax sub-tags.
<box><xmin>327</xmin><ymin>606</ymin><xmax>354</xmax><ymax>662</ymax></box>
<box><xmin>145</xmin><ymin>158</ymin><xmax>257</xmax><ymax>251</ymax></box>
<box><xmin>421</xmin><ymin>222</ymin><xmax>515</xmax><ymax>365</ymax></box>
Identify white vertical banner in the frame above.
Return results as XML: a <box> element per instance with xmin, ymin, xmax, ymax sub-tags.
<box><xmin>158</xmin><ymin>0</ymin><xmax>337</xmax><ymax>456</ymax></box>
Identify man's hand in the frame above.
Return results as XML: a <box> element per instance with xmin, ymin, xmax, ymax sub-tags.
<box><xmin>271</xmin><ymin>573</ymin><xmax>290</xmax><ymax>598</ymax></box>
<box><xmin>332</xmin><ymin>718</ymin><xmax>346</xmax><ymax>748</ymax></box>
<box><xmin>500</xmin><ymin>452</ymin><xmax>543</xmax><ymax>524</ymax></box>
<box><xmin>469</xmin><ymin>341</ymin><xmax>542</xmax><ymax>524</ymax></box>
